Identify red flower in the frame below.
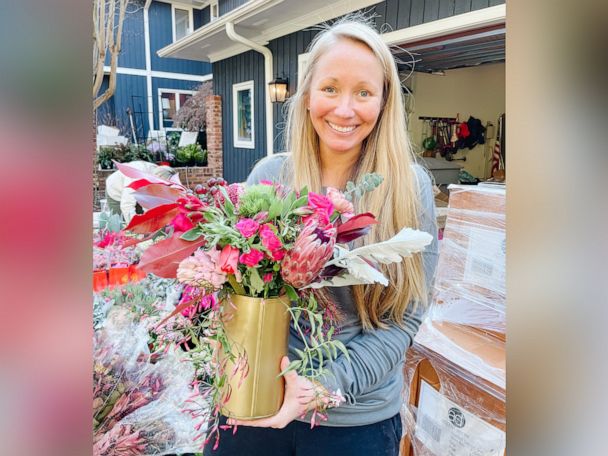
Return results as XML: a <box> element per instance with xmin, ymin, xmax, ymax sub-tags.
<box><xmin>239</xmin><ymin>248</ymin><xmax>264</xmax><ymax>267</ymax></box>
<box><xmin>263</xmin><ymin>273</ymin><xmax>273</xmax><ymax>283</ymax></box>
<box><xmin>170</xmin><ymin>212</ymin><xmax>195</xmax><ymax>232</ymax></box>
<box><xmin>218</xmin><ymin>245</ymin><xmax>239</xmax><ymax>274</ymax></box>
<box><xmin>304</xmin><ymin>192</ymin><xmax>334</xmax><ymax>227</ymax></box>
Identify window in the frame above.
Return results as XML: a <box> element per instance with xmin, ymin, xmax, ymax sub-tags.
<box><xmin>158</xmin><ymin>89</ymin><xmax>194</xmax><ymax>130</ymax></box>
<box><xmin>172</xmin><ymin>5</ymin><xmax>193</xmax><ymax>42</ymax></box>
<box><xmin>232</xmin><ymin>81</ymin><xmax>255</xmax><ymax>149</ymax></box>
<box><xmin>210</xmin><ymin>1</ymin><xmax>219</xmax><ymax>21</ymax></box>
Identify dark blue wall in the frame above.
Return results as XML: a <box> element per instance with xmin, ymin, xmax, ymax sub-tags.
<box><xmin>149</xmin><ymin>1</ymin><xmax>212</xmax><ymax>75</ymax></box>
<box><xmin>110</xmin><ymin>73</ymin><xmax>148</xmax><ymax>139</ymax></box>
<box><xmin>194</xmin><ymin>5</ymin><xmax>211</xmax><ymax>30</ymax></box>
<box><xmin>213</xmin><ymin>50</ymin><xmax>266</xmax><ymax>183</ymax></box>
<box><xmin>219</xmin><ymin>0</ymin><xmax>248</xmax><ymax>16</ymax></box>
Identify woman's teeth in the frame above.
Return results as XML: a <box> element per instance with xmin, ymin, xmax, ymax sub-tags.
<box><xmin>328</xmin><ymin>122</ymin><xmax>356</xmax><ymax>133</ymax></box>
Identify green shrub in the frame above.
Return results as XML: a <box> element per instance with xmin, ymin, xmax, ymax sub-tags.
<box><xmin>174</xmin><ymin>144</ymin><xmax>207</xmax><ymax>167</ymax></box>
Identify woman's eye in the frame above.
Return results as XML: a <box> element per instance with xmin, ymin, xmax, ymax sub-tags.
<box><xmin>323</xmin><ymin>87</ymin><xmax>336</xmax><ymax>93</ymax></box>
<box><xmin>359</xmin><ymin>90</ymin><xmax>369</xmax><ymax>97</ymax></box>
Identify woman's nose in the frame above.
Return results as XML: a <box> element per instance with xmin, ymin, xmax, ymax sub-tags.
<box><xmin>333</xmin><ymin>95</ymin><xmax>355</xmax><ymax>118</ymax></box>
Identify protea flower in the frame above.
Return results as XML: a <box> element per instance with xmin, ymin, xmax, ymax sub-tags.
<box><xmin>281</xmin><ymin>219</ymin><xmax>336</xmax><ymax>288</ymax></box>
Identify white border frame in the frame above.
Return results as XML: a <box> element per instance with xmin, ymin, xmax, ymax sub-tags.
<box><xmin>210</xmin><ymin>0</ymin><xmax>219</xmax><ymax>21</ymax></box>
<box><xmin>232</xmin><ymin>80</ymin><xmax>255</xmax><ymax>149</ymax></box>
<box><xmin>157</xmin><ymin>88</ymin><xmax>196</xmax><ymax>131</ymax></box>
<box><xmin>171</xmin><ymin>4</ymin><xmax>194</xmax><ymax>42</ymax></box>
<box><xmin>297</xmin><ymin>52</ymin><xmax>310</xmax><ymax>88</ymax></box>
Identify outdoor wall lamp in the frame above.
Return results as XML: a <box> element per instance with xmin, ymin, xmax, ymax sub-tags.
<box><xmin>268</xmin><ymin>78</ymin><xmax>288</xmax><ymax>103</ymax></box>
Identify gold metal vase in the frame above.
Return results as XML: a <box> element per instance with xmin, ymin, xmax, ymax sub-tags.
<box><xmin>219</xmin><ymin>294</ymin><xmax>290</xmax><ymax>419</ymax></box>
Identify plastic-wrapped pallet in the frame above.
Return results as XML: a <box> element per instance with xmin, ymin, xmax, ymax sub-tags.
<box><xmin>430</xmin><ymin>184</ymin><xmax>506</xmax><ymax>339</ymax></box>
<box><xmin>401</xmin><ymin>320</ymin><xmax>505</xmax><ymax>456</ymax></box>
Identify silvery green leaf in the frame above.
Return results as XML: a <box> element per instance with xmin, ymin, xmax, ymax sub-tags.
<box><xmin>337</xmin><ymin>228</ymin><xmax>432</xmax><ymax>264</ymax></box>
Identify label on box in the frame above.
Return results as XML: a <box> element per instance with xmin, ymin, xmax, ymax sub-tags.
<box><xmin>463</xmin><ymin>226</ymin><xmax>505</xmax><ymax>295</ymax></box>
<box><xmin>415</xmin><ymin>381</ymin><xmax>505</xmax><ymax>455</ymax></box>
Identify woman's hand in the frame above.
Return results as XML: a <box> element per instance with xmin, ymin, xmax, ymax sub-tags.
<box><xmin>226</xmin><ymin>356</ymin><xmax>322</xmax><ymax>429</ymax></box>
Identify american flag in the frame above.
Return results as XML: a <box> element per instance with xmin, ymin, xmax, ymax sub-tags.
<box><xmin>492</xmin><ymin>115</ymin><xmax>504</xmax><ymax>174</ymax></box>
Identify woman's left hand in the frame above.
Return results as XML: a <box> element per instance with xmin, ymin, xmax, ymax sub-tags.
<box><xmin>226</xmin><ymin>356</ymin><xmax>319</xmax><ymax>429</ymax></box>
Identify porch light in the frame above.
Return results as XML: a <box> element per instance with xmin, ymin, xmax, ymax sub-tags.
<box><xmin>268</xmin><ymin>78</ymin><xmax>288</xmax><ymax>103</ymax></box>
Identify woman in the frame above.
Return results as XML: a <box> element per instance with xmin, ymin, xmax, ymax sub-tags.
<box><xmin>205</xmin><ymin>16</ymin><xmax>438</xmax><ymax>456</ymax></box>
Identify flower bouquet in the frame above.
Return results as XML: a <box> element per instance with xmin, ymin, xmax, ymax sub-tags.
<box><xmin>117</xmin><ymin>162</ymin><xmax>432</xmax><ymax>447</ymax></box>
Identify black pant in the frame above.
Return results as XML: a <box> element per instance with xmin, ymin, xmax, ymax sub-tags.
<box><xmin>203</xmin><ymin>414</ymin><xmax>402</xmax><ymax>456</ymax></box>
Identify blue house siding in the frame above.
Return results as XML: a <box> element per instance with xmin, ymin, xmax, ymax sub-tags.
<box><xmin>111</xmin><ymin>73</ymin><xmax>149</xmax><ymax>139</ymax></box>
<box><xmin>213</xmin><ymin>50</ymin><xmax>266</xmax><ymax>183</ymax></box>
<box><xmin>194</xmin><ymin>6</ymin><xmax>211</xmax><ymax>30</ymax></box>
<box><xmin>151</xmin><ymin>77</ymin><xmax>203</xmax><ymax>131</ymax></box>
<box><xmin>149</xmin><ymin>1</ymin><xmax>212</xmax><ymax>75</ymax></box>
<box><xmin>117</xmin><ymin>4</ymin><xmax>146</xmax><ymax>69</ymax></box>
<box><xmin>219</xmin><ymin>0</ymin><xmax>248</xmax><ymax>16</ymax></box>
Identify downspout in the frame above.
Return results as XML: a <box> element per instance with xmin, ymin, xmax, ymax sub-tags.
<box><xmin>225</xmin><ymin>22</ymin><xmax>274</xmax><ymax>156</ymax></box>
<box><xmin>144</xmin><ymin>0</ymin><xmax>154</xmax><ymax>135</ymax></box>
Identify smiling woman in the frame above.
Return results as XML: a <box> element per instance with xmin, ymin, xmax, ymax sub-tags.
<box><xmin>205</xmin><ymin>14</ymin><xmax>439</xmax><ymax>456</ymax></box>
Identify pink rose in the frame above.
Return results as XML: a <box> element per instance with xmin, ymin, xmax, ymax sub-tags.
<box><xmin>259</xmin><ymin>224</ymin><xmax>282</xmax><ymax>251</ymax></box>
<box><xmin>235</xmin><ymin>218</ymin><xmax>260</xmax><ymax>238</ymax></box>
<box><xmin>218</xmin><ymin>245</ymin><xmax>239</xmax><ymax>274</ymax></box>
<box><xmin>239</xmin><ymin>248</ymin><xmax>264</xmax><ymax>267</ymax></box>
<box><xmin>270</xmin><ymin>248</ymin><xmax>285</xmax><ymax>261</ymax></box>
<box><xmin>326</xmin><ymin>187</ymin><xmax>355</xmax><ymax>220</ymax></box>
<box><xmin>263</xmin><ymin>273</ymin><xmax>273</xmax><ymax>283</ymax></box>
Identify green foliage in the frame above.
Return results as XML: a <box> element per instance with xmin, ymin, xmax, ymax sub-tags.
<box><xmin>237</xmin><ymin>184</ymin><xmax>277</xmax><ymax>217</ymax></box>
<box><xmin>97</xmin><ymin>147</ymin><xmax>115</xmax><ymax>170</ymax></box>
<box><xmin>174</xmin><ymin>144</ymin><xmax>207</xmax><ymax>167</ymax></box>
<box><xmin>96</xmin><ymin>143</ymin><xmax>153</xmax><ymax>169</ymax></box>
<box><xmin>344</xmin><ymin>172</ymin><xmax>384</xmax><ymax>202</ymax></box>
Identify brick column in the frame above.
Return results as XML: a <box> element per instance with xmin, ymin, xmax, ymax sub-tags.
<box><xmin>205</xmin><ymin>95</ymin><xmax>223</xmax><ymax>178</ymax></box>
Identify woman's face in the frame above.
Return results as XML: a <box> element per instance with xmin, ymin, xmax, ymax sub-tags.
<box><xmin>307</xmin><ymin>38</ymin><xmax>385</xmax><ymax>160</ymax></box>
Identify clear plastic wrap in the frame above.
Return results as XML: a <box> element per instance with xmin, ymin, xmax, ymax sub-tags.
<box><xmin>401</xmin><ymin>320</ymin><xmax>505</xmax><ymax>456</ymax></box>
<box><xmin>93</xmin><ymin>307</ymin><xmax>204</xmax><ymax>456</ymax></box>
<box><xmin>430</xmin><ymin>184</ymin><xmax>506</xmax><ymax>336</ymax></box>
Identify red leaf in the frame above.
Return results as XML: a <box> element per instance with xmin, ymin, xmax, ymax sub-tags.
<box><xmin>132</xmin><ymin>183</ymin><xmax>184</xmax><ymax>209</ymax></box>
<box><xmin>125</xmin><ymin>203</ymin><xmax>179</xmax><ymax>234</ymax></box>
<box><xmin>336</xmin><ymin>212</ymin><xmax>378</xmax><ymax>244</ymax></box>
<box><xmin>336</xmin><ymin>212</ymin><xmax>378</xmax><ymax>234</ymax></box>
<box><xmin>115</xmin><ymin>162</ymin><xmax>186</xmax><ymax>190</ymax></box>
<box><xmin>137</xmin><ymin>234</ymin><xmax>206</xmax><ymax>278</ymax></box>
<box><xmin>121</xmin><ymin>232</ymin><xmax>156</xmax><ymax>248</ymax></box>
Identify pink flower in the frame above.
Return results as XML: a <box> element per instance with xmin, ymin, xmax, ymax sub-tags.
<box><xmin>270</xmin><ymin>248</ymin><xmax>285</xmax><ymax>261</ymax></box>
<box><xmin>260</xmin><ymin>180</ymin><xmax>274</xmax><ymax>186</ymax></box>
<box><xmin>218</xmin><ymin>245</ymin><xmax>239</xmax><ymax>274</ymax></box>
<box><xmin>259</xmin><ymin>224</ymin><xmax>282</xmax><ymax>251</ymax></box>
<box><xmin>305</xmin><ymin>192</ymin><xmax>334</xmax><ymax>227</ymax></box>
<box><xmin>326</xmin><ymin>187</ymin><xmax>355</xmax><ymax>220</ymax></box>
<box><xmin>239</xmin><ymin>248</ymin><xmax>264</xmax><ymax>267</ymax></box>
<box><xmin>235</xmin><ymin>218</ymin><xmax>260</xmax><ymax>238</ymax></box>
<box><xmin>177</xmin><ymin>248</ymin><xmax>226</xmax><ymax>291</ymax></box>
<box><xmin>263</xmin><ymin>273</ymin><xmax>273</xmax><ymax>283</ymax></box>
<box><xmin>170</xmin><ymin>212</ymin><xmax>195</xmax><ymax>232</ymax></box>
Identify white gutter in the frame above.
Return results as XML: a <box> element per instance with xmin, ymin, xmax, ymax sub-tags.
<box><xmin>225</xmin><ymin>22</ymin><xmax>274</xmax><ymax>156</ymax></box>
<box><xmin>144</xmin><ymin>0</ymin><xmax>154</xmax><ymax>134</ymax></box>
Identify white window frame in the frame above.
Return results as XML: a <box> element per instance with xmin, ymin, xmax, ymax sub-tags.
<box><xmin>158</xmin><ymin>88</ymin><xmax>196</xmax><ymax>131</ymax></box>
<box><xmin>171</xmin><ymin>4</ymin><xmax>194</xmax><ymax>42</ymax></box>
<box><xmin>209</xmin><ymin>0</ymin><xmax>219</xmax><ymax>21</ymax></box>
<box><xmin>297</xmin><ymin>52</ymin><xmax>310</xmax><ymax>87</ymax></box>
<box><xmin>232</xmin><ymin>80</ymin><xmax>255</xmax><ymax>149</ymax></box>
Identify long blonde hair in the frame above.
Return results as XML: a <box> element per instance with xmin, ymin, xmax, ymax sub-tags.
<box><xmin>282</xmin><ymin>16</ymin><xmax>427</xmax><ymax>329</ymax></box>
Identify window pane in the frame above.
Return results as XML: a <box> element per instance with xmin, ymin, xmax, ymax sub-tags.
<box><xmin>175</xmin><ymin>8</ymin><xmax>189</xmax><ymax>40</ymax></box>
<box><xmin>237</xmin><ymin>89</ymin><xmax>252</xmax><ymax>141</ymax></box>
<box><xmin>161</xmin><ymin>92</ymin><xmax>176</xmax><ymax>128</ymax></box>
<box><xmin>179</xmin><ymin>93</ymin><xmax>191</xmax><ymax>107</ymax></box>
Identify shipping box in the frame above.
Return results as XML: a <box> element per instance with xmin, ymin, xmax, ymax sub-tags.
<box><xmin>431</xmin><ymin>184</ymin><xmax>506</xmax><ymax>338</ymax></box>
<box><xmin>401</xmin><ymin>321</ymin><xmax>505</xmax><ymax>456</ymax></box>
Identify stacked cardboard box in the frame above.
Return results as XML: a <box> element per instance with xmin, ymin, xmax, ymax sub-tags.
<box><xmin>401</xmin><ymin>184</ymin><xmax>506</xmax><ymax>456</ymax></box>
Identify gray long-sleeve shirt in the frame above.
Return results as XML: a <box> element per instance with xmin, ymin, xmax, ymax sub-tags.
<box><xmin>246</xmin><ymin>154</ymin><xmax>439</xmax><ymax>426</ymax></box>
